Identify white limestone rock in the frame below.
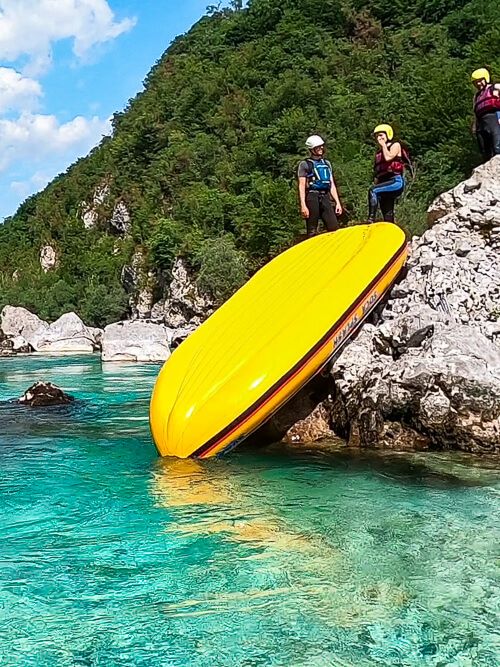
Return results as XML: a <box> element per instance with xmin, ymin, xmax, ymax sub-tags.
<box><xmin>81</xmin><ymin>183</ymin><xmax>111</xmax><ymax>229</ymax></box>
<box><xmin>330</xmin><ymin>313</ymin><xmax>500</xmax><ymax>453</ymax></box>
<box><xmin>121</xmin><ymin>249</ymin><xmax>156</xmax><ymax>319</ymax></box>
<box><xmin>101</xmin><ymin>320</ymin><xmax>171</xmax><ymax>362</ymax></box>
<box><xmin>295</xmin><ymin>157</ymin><xmax>500</xmax><ymax>453</ymax></box>
<box><xmin>384</xmin><ymin>157</ymin><xmax>500</xmax><ymax>340</ymax></box>
<box><xmin>40</xmin><ymin>245</ymin><xmax>57</xmax><ymax>272</ymax></box>
<box><xmin>11</xmin><ymin>335</ymin><xmax>31</xmax><ymax>352</ymax></box>
<box><xmin>110</xmin><ymin>201</ymin><xmax>131</xmax><ymax>235</ymax></box>
<box><xmin>30</xmin><ymin>313</ymin><xmax>102</xmax><ymax>353</ymax></box>
<box><xmin>1</xmin><ymin>306</ymin><xmax>49</xmax><ymax>342</ymax></box>
<box><xmin>152</xmin><ymin>258</ymin><xmax>214</xmax><ymax>329</ymax></box>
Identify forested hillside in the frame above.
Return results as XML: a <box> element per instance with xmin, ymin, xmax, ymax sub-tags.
<box><xmin>0</xmin><ymin>0</ymin><xmax>498</xmax><ymax>326</ymax></box>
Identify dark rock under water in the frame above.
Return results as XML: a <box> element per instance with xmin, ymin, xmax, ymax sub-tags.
<box><xmin>17</xmin><ymin>381</ymin><xmax>75</xmax><ymax>407</ymax></box>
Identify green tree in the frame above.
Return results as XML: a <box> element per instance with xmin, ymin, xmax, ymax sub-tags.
<box><xmin>0</xmin><ymin>0</ymin><xmax>497</xmax><ymax>318</ymax></box>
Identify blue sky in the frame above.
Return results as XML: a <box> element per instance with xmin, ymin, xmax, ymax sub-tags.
<box><xmin>0</xmin><ymin>0</ymin><xmax>210</xmax><ymax>220</ymax></box>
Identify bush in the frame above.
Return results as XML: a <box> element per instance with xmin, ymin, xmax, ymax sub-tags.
<box><xmin>148</xmin><ymin>219</ymin><xmax>184</xmax><ymax>273</ymax></box>
<box><xmin>79</xmin><ymin>282</ymin><xmax>129</xmax><ymax>328</ymax></box>
<box><xmin>194</xmin><ymin>235</ymin><xmax>250</xmax><ymax>305</ymax></box>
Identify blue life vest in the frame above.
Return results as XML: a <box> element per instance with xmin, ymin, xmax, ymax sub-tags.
<box><xmin>306</xmin><ymin>158</ymin><xmax>332</xmax><ymax>192</ymax></box>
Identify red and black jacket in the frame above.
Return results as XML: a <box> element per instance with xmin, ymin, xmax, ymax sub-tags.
<box><xmin>374</xmin><ymin>143</ymin><xmax>405</xmax><ymax>179</ymax></box>
<box><xmin>474</xmin><ymin>84</ymin><xmax>500</xmax><ymax>118</ymax></box>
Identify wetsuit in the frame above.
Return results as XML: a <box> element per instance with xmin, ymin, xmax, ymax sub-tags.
<box><xmin>368</xmin><ymin>144</ymin><xmax>405</xmax><ymax>223</ymax></box>
<box><xmin>298</xmin><ymin>158</ymin><xmax>338</xmax><ymax>237</ymax></box>
<box><xmin>474</xmin><ymin>84</ymin><xmax>500</xmax><ymax>160</ymax></box>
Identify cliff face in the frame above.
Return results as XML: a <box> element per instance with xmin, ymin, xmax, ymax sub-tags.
<box><xmin>289</xmin><ymin>157</ymin><xmax>500</xmax><ymax>453</ymax></box>
<box><xmin>1</xmin><ymin>0</ymin><xmax>498</xmax><ymax>327</ymax></box>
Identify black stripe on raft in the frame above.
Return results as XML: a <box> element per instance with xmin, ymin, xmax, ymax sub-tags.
<box><xmin>193</xmin><ymin>239</ymin><xmax>408</xmax><ymax>458</ymax></box>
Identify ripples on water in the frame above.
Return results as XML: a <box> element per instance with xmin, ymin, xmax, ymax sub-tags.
<box><xmin>0</xmin><ymin>355</ymin><xmax>499</xmax><ymax>666</ymax></box>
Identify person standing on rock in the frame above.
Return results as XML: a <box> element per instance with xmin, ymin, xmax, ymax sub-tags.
<box><xmin>368</xmin><ymin>124</ymin><xmax>407</xmax><ymax>224</ymax></box>
<box><xmin>471</xmin><ymin>68</ymin><xmax>500</xmax><ymax>160</ymax></box>
<box><xmin>297</xmin><ymin>135</ymin><xmax>343</xmax><ymax>237</ymax></box>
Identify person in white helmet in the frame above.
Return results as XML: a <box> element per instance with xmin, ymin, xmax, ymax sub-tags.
<box><xmin>297</xmin><ymin>135</ymin><xmax>343</xmax><ymax>237</ymax></box>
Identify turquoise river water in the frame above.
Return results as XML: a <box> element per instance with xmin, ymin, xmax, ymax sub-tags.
<box><xmin>0</xmin><ymin>354</ymin><xmax>499</xmax><ymax>666</ymax></box>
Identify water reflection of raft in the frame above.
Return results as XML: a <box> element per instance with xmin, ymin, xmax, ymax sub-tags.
<box><xmin>150</xmin><ymin>222</ymin><xmax>407</xmax><ymax>459</ymax></box>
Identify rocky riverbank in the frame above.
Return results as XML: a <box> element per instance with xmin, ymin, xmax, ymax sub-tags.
<box><xmin>2</xmin><ymin>157</ymin><xmax>499</xmax><ymax>452</ymax></box>
<box><xmin>289</xmin><ymin>156</ymin><xmax>500</xmax><ymax>453</ymax></box>
<box><xmin>0</xmin><ymin>256</ymin><xmax>212</xmax><ymax>362</ymax></box>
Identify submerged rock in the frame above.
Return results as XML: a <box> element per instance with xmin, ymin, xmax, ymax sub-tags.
<box><xmin>18</xmin><ymin>382</ymin><xmax>74</xmax><ymax>407</ymax></box>
<box><xmin>101</xmin><ymin>320</ymin><xmax>171</xmax><ymax>362</ymax></box>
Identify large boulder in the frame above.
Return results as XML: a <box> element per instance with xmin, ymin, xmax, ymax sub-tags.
<box><xmin>1</xmin><ymin>306</ymin><xmax>48</xmax><ymax>342</ymax></box>
<box><xmin>30</xmin><ymin>313</ymin><xmax>102</xmax><ymax>353</ymax></box>
<box><xmin>101</xmin><ymin>320</ymin><xmax>171</xmax><ymax>362</ymax></box>
<box><xmin>329</xmin><ymin>310</ymin><xmax>500</xmax><ymax>453</ymax></box>
<box><xmin>0</xmin><ymin>306</ymin><xmax>102</xmax><ymax>354</ymax></box>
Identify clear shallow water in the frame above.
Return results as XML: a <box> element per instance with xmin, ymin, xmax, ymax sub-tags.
<box><xmin>0</xmin><ymin>355</ymin><xmax>499</xmax><ymax>667</ymax></box>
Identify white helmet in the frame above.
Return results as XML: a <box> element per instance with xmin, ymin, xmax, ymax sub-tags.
<box><xmin>305</xmin><ymin>135</ymin><xmax>325</xmax><ymax>150</ymax></box>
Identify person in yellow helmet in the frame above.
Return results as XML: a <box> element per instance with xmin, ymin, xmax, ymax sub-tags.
<box><xmin>367</xmin><ymin>124</ymin><xmax>407</xmax><ymax>224</ymax></box>
<box><xmin>471</xmin><ymin>68</ymin><xmax>500</xmax><ymax>160</ymax></box>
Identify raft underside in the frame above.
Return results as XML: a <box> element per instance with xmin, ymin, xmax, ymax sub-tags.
<box><xmin>195</xmin><ymin>242</ymin><xmax>406</xmax><ymax>458</ymax></box>
<box><xmin>149</xmin><ymin>223</ymin><xmax>408</xmax><ymax>459</ymax></box>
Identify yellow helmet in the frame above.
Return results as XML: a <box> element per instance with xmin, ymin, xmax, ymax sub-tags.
<box><xmin>373</xmin><ymin>124</ymin><xmax>394</xmax><ymax>141</ymax></box>
<box><xmin>471</xmin><ymin>68</ymin><xmax>490</xmax><ymax>83</ymax></box>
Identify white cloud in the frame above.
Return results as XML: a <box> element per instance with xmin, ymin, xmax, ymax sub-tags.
<box><xmin>0</xmin><ymin>112</ymin><xmax>111</xmax><ymax>172</ymax></box>
<box><xmin>10</xmin><ymin>169</ymin><xmax>55</xmax><ymax>198</ymax></box>
<box><xmin>0</xmin><ymin>0</ymin><xmax>136</xmax><ymax>73</ymax></box>
<box><xmin>0</xmin><ymin>67</ymin><xmax>41</xmax><ymax>113</ymax></box>
<box><xmin>0</xmin><ymin>0</ymin><xmax>134</xmax><ymax>218</ymax></box>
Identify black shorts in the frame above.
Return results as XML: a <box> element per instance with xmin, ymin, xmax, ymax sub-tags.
<box><xmin>306</xmin><ymin>190</ymin><xmax>338</xmax><ymax>236</ymax></box>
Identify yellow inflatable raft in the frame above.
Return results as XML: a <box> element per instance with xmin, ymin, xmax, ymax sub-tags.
<box><xmin>150</xmin><ymin>223</ymin><xmax>407</xmax><ymax>459</ymax></box>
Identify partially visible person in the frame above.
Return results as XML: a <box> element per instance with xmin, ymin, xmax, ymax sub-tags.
<box><xmin>297</xmin><ymin>135</ymin><xmax>343</xmax><ymax>237</ymax></box>
<box><xmin>368</xmin><ymin>124</ymin><xmax>406</xmax><ymax>224</ymax></box>
<box><xmin>471</xmin><ymin>68</ymin><xmax>500</xmax><ymax>160</ymax></box>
